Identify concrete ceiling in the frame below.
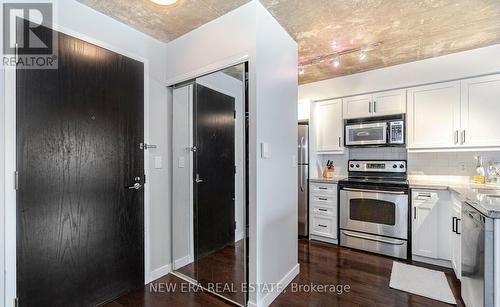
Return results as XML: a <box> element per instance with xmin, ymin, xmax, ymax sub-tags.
<box><xmin>78</xmin><ymin>0</ymin><xmax>500</xmax><ymax>85</ymax></box>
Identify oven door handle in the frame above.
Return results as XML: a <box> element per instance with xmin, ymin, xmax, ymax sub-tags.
<box><xmin>342</xmin><ymin>230</ymin><xmax>406</xmax><ymax>245</ymax></box>
<box><xmin>342</xmin><ymin>187</ymin><xmax>406</xmax><ymax>195</ymax></box>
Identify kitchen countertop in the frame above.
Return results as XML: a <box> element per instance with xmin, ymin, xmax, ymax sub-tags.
<box><xmin>410</xmin><ymin>178</ymin><xmax>500</xmax><ymax>219</ymax></box>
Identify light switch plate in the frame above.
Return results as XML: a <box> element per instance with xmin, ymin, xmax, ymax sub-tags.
<box><xmin>178</xmin><ymin>156</ymin><xmax>185</xmax><ymax>168</ymax></box>
<box><xmin>261</xmin><ymin>142</ymin><xmax>270</xmax><ymax>159</ymax></box>
<box><xmin>154</xmin><ymin>156</ymin><xmax>163</xmax><ymax>169</ymax></box>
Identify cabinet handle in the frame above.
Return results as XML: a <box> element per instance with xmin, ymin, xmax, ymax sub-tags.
<box><xmin>461</xmin><ymin>130</ymin><xmax>466</xmax><ymax>144</ymax></box>
<box><xmin>456</xmin><ymin>218</ymin><xmax>461</xmax><ymax>235</ymax></box>
<box><xmin>452</xmin><ymin>217</ymin><xmax>456</xmax><ymax>233</ymax></box>
<box><xmin>338</xmin><ymin>136</ymin><xmax>342</xmax><ymax>147</ymax></box>
<box><xmin>318</xmin><ymin>224</ymin><xmax>327</xmax><ymax>228</ymax></box>
<box><xmin>318</xmin><ymin>208</ymin><xmax>327</xmax><ymax>212</ymax></box>
<box><xmin>373</xmin><ymin>101</ymin><xmax>377</xmax><ymax>113</ymax></box>
<box><xmin>318</xmin><ymin>187</ymin><xmax>327</xmax><ymax>190</ymax></box>
<box><xmin>318</xmin><ymin>197</ymin><xmax>328</xmax><ymax>201</ymax></box>
<box><xmin>369</xmin><ymin>101</ymin><xmax>372</xmax><ymax>113</ymax></box>
<box><xmin>414</xmin><ymin>207</ymin><xmax>417</xmax><ymax>220</ymax></box>
<box><xmin>454</xmin><ymin>130</ymin><xmax>459</xmax><ymax>145</ymax></box>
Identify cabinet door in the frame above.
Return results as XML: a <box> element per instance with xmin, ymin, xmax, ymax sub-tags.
<box><xmin>372</xmin><ymin>89</ymin><xmax>406</xmax><ymax>116</ymax></box>
<box><xmin>315</xmin><ymin>99</ymin><xmax>343</xmax><ymax>152</ymax></box>
<box><xmin>412</xmin><ymin>192</ymin><xmax>439</xmax><ymax>258</ymax></box>
<box><xmin>407</xmin><ymin>81</ymin><xmax>461</xmax><ymax>149</ymax></box>
<box><xmin>450</xmin><ymin>195</ymin><xmax>462</xmax><ymax>279</ymax></box>
<box><xmin>343</xmin><ymin>94</ymin><xmax>372</xmax><ymax>119</ymax></box>
<box><xmin>461</xmin><ymin>74</ymin><xmax>500</xmax><ymax>147</ymax></box>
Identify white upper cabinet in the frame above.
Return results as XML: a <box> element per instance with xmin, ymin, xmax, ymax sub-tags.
<box><xmin>372</xmin><ymin>89</ymin><xmax>406</xmax><ymax>117</ymax></box>
<box><xmin>407</xmin><ymin>81</ymin><xmax>461</xmax><ymax>149</ymax></box>
<box><xmin>313</xmin><ymin>99</ymin><xmax>343</xmax><ymax>153</ymax></box>
<box><xmin>343</xmin><ymin>94</ymin><xmax>372</xmax><ymax>119</ymax></box>
<box><xmin>343</xmin><ymin>89</ymin><xmax>406</xmax><ymax>119</ymax></box>
<box><xmin>461</xmin><ymin>75</ymin><xmax>500</xmax><ymax>148</ymax></box>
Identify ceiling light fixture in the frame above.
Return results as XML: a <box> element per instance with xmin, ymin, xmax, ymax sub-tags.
<box><xmin>298</xmin><ymin>42</ymin><xmax>382</xmax><ymax>71</ymax></box>
<box><xmin>332</xmin><ymin>56</ymin><xmax>341</xmax><ymax>68</ymax></box>
<box><xmin>150</xmin><ymin>0</ymin><xmax>177</xmax><ymax>5</ymax></box>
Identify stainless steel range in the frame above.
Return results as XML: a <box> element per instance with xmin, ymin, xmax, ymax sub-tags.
<box><xmin>339</xmin><ymin>160</ymin><xmax>410</xmax><ymax>259</ymax></box>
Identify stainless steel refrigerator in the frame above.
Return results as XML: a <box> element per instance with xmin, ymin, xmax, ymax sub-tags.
<box><xmin>298</xmin><ymin>123</ymin><xmax>309</xmax><ymax>237</ymax></box>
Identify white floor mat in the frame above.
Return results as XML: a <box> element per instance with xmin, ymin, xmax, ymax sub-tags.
<box><xmin>389</xmin><ymin>261</ymin><xmax>457</xmax><ymax>305</ymax></box>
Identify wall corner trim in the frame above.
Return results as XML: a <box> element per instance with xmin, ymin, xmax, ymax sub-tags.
<box><xmin>149</xmin><ymin>264</ymin><xmax>172</xmax><ymax>283</ymax></box>
<box><xmin>250</xmin><ymin>263</ymin><xmax>300</xmax><ymax>307</ymax></box>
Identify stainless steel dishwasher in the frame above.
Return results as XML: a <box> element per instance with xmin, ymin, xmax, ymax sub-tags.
<box><xmin>461</xmin><ymin>202</ymin><xmax>494</xmax><ymax>307</ymax></box>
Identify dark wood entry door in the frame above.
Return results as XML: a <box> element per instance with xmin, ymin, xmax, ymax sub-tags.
<box><xmin>16</xmin><ymin>28</ymin><xmax>144</xmax><ymax>307</ymax></box>
<box><xmin>194</xmin><ymin>84</ymin><xmax>235</xmax><ymax>260</ymax></box>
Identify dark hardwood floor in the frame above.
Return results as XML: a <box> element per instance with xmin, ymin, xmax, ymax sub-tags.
<box><xmin>106</xmin><ymin>239</ymin><xmax>463</xmax><ymax>307</ymax></box>
<box><xmin>176</xmin><ymin>239</ymin><xmax>245</xmax><ymax>304</ymax></box>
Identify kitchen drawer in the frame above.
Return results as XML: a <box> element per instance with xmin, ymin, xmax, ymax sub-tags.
<box><xmin>310</xmin><ymin>194</ymin><xmax>336</xmax><ymax>206</ymax></box>
<box><xmin>311</xmin><ymin>215</ymin><xmax>337</xmax><ymax>239</ymax></box>
<box><xmin>310</xmin><ymin>183</ymin><xmax>337</xmax><ymax>196</ymax></box>
<box><xmin>312</xmin><ymin>205</ymin><xmax>336</xmax><ymax>217</ymax></box>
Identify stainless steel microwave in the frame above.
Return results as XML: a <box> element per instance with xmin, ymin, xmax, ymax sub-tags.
<box><xmin>345</xmin><ymin>115</ymin><xmax>405</xmax><ymax>147</ymax></box>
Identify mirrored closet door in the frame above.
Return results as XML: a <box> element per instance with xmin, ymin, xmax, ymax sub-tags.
<box><xmin>172</xmin><ymin>63</ymin><xmax>247</xmax><ymax>306</ymax></box>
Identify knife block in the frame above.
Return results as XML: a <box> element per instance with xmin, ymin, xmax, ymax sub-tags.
<box><xmin>322</xmin><ymin>167</ymin><xmax>335</xmax><ymax>178</ymax></box>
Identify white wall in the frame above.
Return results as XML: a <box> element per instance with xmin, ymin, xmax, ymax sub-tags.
<box><xmin>299</xmin><ymin>43</ymin><xmax>500</xmax><ymax>101</ymax></box>
<box><xmin>2</xmin><ymin>0</ymin><xmax>170</xmax><ymax>304</ymax></box>
<box><xmin>166</xmin><ymin>2</ymin><xmax>298</xmax><ymax>306</ymax></box>
<box><xmin>172</xmin><ymin>85</ymin><xmax>194</xmax><ymax>269</ymax></box>
<box><xmin>254</xmin><ymin>3</ymin><xmax>298</xmax><ymax>306</ymax></box>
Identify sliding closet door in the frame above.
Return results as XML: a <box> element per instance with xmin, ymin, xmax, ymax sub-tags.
<box><xmin>194</xmin><ymin>84</ymin><xmax>236</xmax><ymax>259</ymax></box>
<box><xmin>16</xmin><ymin>27</ymin><xmax>144</xmax><ymax>307</ymax></box>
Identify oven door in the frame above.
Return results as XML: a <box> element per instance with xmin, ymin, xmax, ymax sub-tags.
<box><xmin>340</xmin><ymin>187</ymin><xmax>408</xmax><ymax>239</ymax></box>
<box><xmin>345</xmin><ymin>122</ymin><xmax>387</xmax><ymax>146</ymax></box>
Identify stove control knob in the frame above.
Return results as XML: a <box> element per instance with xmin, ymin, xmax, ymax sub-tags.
<box><xmin>400</xmin><ymin>164</ymin><xmax>405</xmax><ymax>169</ymax></box>
<box><xmin>355</xmin><ymin>164</ymin><xmax>360</xmax><ymax>168</ymax></box>
<box><xmin>350</xmin><ymin>164</ymin><xmax>354</xmax><ymax>168</ymax></box>
<box><xmin>393</xmin><ymin>164</ymin><xmax>398</xmax><ymax>168</ymax></box>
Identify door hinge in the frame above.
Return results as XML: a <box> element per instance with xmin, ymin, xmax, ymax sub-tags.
<box><xmin>245</xmin><ymin>71</ymin><xmax>249</xmax><ymax>81</ymax></box>
<box><xmin>14</xmin><ymin>297</ymin><xmax>19</xmax><ymax>307</ymax></box>
<box><xmin>234</xmin><ymin>221</ymin><xmax>237</xmax><ymax>230</ymax></box>
<box><xmin>139</xmin><ymin>143</ymin><xmax>157</xmax><ymax>150</ymax></box>
<box><xmin>14</xmin><ymin>171</ymin><xmax>19</xmax><ymax>191</ymax></box>
<box><xmin>234</xmin><ymin>110</ymin><xmax>236</xmax><ymax>119</ymax></box>
<box><xmin>143</xmin><ymin>173</ymin><xmax>146</xmax><ymax>184</ymax></box>
<box><xmin>234</xmin><ymin>165</ymin><xmax>237</xmax><ymax>174</ymax></box>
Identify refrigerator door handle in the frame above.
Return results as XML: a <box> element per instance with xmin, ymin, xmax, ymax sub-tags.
<box><xmin>299</xmin><ymin>136</ymin><xmax>305</xmax><ymax>192</ymax></box>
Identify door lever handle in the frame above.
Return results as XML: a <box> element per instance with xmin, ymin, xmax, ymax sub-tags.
<box><xmin>126</xmin><ymin>182</ymin><xmax>142</xmax><ymax>190</ymax></box>
<box><xmin>195</xmin><ymin>174</ymin><xmax>204</xmax><ymax>183</ymax></box>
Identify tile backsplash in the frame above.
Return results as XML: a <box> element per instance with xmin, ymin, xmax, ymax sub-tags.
<box><xmin>407</xmin><ymin>151</ymin><xmax>500</xmax><ymax>176</ymax></box>
<box><xmin>315</xmin><ymin>148</ymin><xmax>500</xmax><ymax>178</ymax></box>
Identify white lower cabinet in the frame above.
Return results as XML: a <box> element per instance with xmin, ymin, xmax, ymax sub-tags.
<box><xmin>412</xmin><ymin>189</ymin><xmax>452</xmax><ymax>261</ymax></box>
<box><xmin>412</xmin><ymin>188</ymin><xmax>463</xmax><ymax>281</ymax></box>
<box><xmin>309</xmin><ymin>182</ymin><xmax>338</xmax><ymax>243</ymax></box>
<box><xmin>450</xmin><ymin>193</ymin><xmax>462</xmax><ymax>280</ymax></box>
<box><xmin>412</xmin><ymin>190</ymin><xmax>440</xmax><ymax>258</ymax></box>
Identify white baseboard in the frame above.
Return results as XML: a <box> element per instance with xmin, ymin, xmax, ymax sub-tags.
<box><xmin>412</xmin><ymin>255</ymin><xmax>452</xmax><ymax>269</ymax></box>
<box><xmin>174</xmin><ymin>255</ymin><xmax>194</xmax><ymax>269</ymax></box>
<box><xmin>249</xmin><ymin>263</ymin><xmax>300</xmax><ymax>307</ymax></box>
<box><xmin>149</xmin><ymin>263</ymin><xmax>171</xmax><ymax>282</ymax></box>
<box><xmin>236</xmin><ymin>231</ymin><xmax>245</xmax><ymax>242</ymax></box>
